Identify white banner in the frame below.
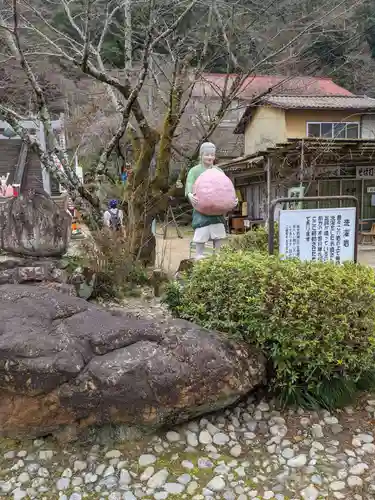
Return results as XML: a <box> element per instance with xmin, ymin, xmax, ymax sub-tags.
<box><xmin>279</xmin><ymin>207</ymin><xmax>356</xmax><ymax>264</ymax></box>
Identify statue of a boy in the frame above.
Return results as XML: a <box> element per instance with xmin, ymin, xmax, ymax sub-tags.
<box><xmin>185</xmin><ymin>142</ymin><xmax>234</xmax><ymax>259</ymax></box>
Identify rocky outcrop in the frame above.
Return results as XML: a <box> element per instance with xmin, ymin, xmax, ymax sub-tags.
<box><xmin>0</xmin><ymin>192</ymin><xmax>71</xmax><ymax>257</ymax></box>
<box><xmin>0</xmin><ymin>285</ymin><xmax>265</xmax><ymax>439</ymax></box>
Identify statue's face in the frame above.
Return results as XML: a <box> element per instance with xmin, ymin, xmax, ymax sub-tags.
<box><xmin>202</xmin><ymin>151</ymin><xmax>215</xmax><ymax>167</ymax></box>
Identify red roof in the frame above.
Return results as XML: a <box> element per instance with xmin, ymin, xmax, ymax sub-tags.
<box><xmin>192</xmin><ymin>73</ymin><xmax>353</xmax><ymax>99</ymax></box>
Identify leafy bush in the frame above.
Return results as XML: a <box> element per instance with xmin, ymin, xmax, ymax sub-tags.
<box><xmin>227</xmin><ymin>225</ymin><xmax>278</xmax><ymax>253</ymax></box>
<box><xmin>79</xmin><ymin>229</ymin><xmax>148</xmax><ymax>298</ymax></box>
<box><xmin>164</xmin><ymin>251</ymin><xmax>375</xmax><ymax>408</ymax></box>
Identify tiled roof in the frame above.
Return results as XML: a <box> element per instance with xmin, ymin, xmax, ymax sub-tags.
<box><xmin>192</xmin><ymin>74</ymin><xmax>353</xmax><ymax>99</ymax></box>
<box><xmin>261</xmin><ymin>95</ymin><xmax>375</xmax><ymax>109</ymax></box>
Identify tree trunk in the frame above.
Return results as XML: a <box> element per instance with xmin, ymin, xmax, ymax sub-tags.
<box><xmin>127</xmin><ymin>195</ymin><xmax>156</xmax><ymax>267</ymax></box>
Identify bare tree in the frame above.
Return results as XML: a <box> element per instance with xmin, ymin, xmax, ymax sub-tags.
<box><xmin>0</xmin><ymin>0</ymin><xmax>364</xmax><ymax>264</ymax></box>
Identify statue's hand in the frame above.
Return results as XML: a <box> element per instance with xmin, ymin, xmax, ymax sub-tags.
<box><xmin>188</xmin><ymin>193</ymin><xmax>198</xmax><ymax>207</ymax></box>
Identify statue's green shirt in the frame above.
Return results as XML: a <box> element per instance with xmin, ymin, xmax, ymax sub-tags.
<box><xmin>185</xmin><ymin>164</ymin><xmax>225</xmax><ymax>230</ymax></box>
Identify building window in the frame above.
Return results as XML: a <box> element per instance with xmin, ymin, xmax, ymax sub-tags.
<box><xmin>307</xmin><ymin>122</ymin><xmax>359</xmax><ymax>139</ymax></box>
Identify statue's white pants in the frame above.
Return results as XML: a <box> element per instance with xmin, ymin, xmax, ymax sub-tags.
<box><xmin>192</xmin><ymin>223</ymin><xmax>226</xmax><ymax>243</ymax></box>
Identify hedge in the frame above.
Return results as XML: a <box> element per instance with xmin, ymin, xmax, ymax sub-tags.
<box><xmin>164</xmin><ymin>252</ymin><xmax>375</xmax><ymax>408</ymax></box>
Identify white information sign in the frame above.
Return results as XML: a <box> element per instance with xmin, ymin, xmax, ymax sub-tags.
<box><xmin>356</xmin><ymin>166</ymin><xmax>375</xmax><ymax>179</ymax></box>
<box><xmin>279</xmin><ymin>207</ymin><xmax>356</xmax><ymax>264</ymax></box>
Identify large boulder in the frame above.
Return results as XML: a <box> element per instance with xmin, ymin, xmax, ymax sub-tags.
<box><xmin>0</xmin><ymin>285</ymin><xmax>265</xmax><ymax>439</ymax></box>
<box><xmin>0</xmin><ymin>192</ymin><xmax>71</xmax><ymax>257</ymax></box>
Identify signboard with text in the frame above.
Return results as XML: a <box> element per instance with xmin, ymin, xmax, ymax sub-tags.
<box><xmin>356</xmin><ymin>166</ymin><xmax>375</xmax><ymax>179</ymax></box>
<box><xmin>279</xmin><ymin>207</ymin><xmax>356</xmax><ymax>264</ymax></box>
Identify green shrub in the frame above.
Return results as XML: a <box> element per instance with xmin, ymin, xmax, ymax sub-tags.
<box><xmin>164</xmin><ymin>251</ymin><xmax>375</xmax><ymax>408</ymax></box>
<box><xmin>227</xmin><ymin>225</ymin><xmax>279</xmax><ymax>253</ymax></box>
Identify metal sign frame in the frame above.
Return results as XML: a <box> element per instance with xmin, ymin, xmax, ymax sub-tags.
<box><xmin>268</xmin><ymin>196</ymin><xmax>359</xmax><ymax>262</ymax></box>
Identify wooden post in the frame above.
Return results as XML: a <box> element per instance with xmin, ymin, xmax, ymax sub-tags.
<box><xmin>266</xmin><ymin>156</ymin><xmax>271</xmax><ymax>223</ymax></box>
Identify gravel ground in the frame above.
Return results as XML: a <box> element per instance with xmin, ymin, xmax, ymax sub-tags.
<box><xmin>1</xmin><ymin>298</ymin><xmax>375</xmax><ymax>500</ymax></box>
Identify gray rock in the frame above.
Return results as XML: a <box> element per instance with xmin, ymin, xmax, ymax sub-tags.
<box><xmin>348</xmin><ymin>476</ymin><xmax>363</xmax><ymax>488</ymax></box>
<box><xmin>122</xmin><ymin>493</ymin><xmax>136</xmax><ymax>500</ymax></box>
<box><xmin>213</xmin><ymin>433</ymin><xmax>230</xmax><ymax>446</ymax></box>
<box><xmin>311</xmin><ymin>424</ymin><xmax>324</xmax><ymax>439</ymax></box>
<box><xmin>1</xmin><ymin>192</ymin><xmax>71</xmax><ymax>257</ymax></box>
<box><xmin>207</xmin><ymin>476</ymin><xmax>226</xmax><ymax>492</ymax></box>
<box><xmin>230</xmin><ymin>445</ymin><xmax>242</xmax><ymax>457</ymax></box>
<box><xmin>164</xmin><ymin>482</ymin><xmax>185</xmax><ymax>494</ymax></box>
<box><xmin>56</xmin><ymin>477</ymin><xmax>70</xmax><ymax>490</ymax></box>
<box><xmin>186</xmin><ymin>431</ymin><xmax>198</xmax><ymax>447</ymax></box>
<box><xmin>300</xmin><ymin>485</ymin><xmax>319</xmax><ymax>500</ymax></box>
<box><xmin>17</xmin><ymin>472</ymin><xmax>30</xmax><ymax>484</ymax></box>
<box><xmin>199</xmin><ymin>430</ymin><xmax>213</xmax><ymax>445</ymax></box>
<box><xmin>166</xmin><ymin>431</ymin><xmax>180</xmax><ymax>442</ymax></box>
<box><xmin>287</xmin><ymin>454</ymin><xmax>307</xmax><ymax>468</ymax></box>
<box><xmin>12</xmin><ymin>488</ymin><xmax>27</xmax><ymax>500</ymax></box>
<box><xmin>105</xmin><ymin>450</ymin><xmax>122</xmax><ymax>459</ymax></box>
<box><xmin>349</xmin><ymin>463</ymin><xmax>368</xmax><ymax>475</ymax></box>
<box><xmin>119</xmin><ymin>469</ymin><xmax>131</xmax><ymax>485</ymax></box>
<box><xmin>0</xmin><ymin>285</ymin><xmax>265</xmax><ymax>439</ymax></box>
<box><xmin>330</xmin><ymin>481</ymin><xmax>346</xmax><ymax>491</ymax></box>
<box><xmin>69</xmin><ymin>494</ymin><xmax>82</xmax><ymax>500</ymax></box>
<box><xmin>138</xmin><ymin>454</ymin><xmax>156</xmax><ymax>467</ymax></box>
<box><xmin>147</xmin><ymin>469</ymin><xmax>169</xmax><ymax>489</ymax></box>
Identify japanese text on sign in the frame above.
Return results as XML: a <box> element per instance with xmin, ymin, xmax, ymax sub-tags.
<box><xmin>279</xmin><ymin>208</ymin><xmax>356</xmax><ymax>264</ymax></box>
<box><xmin>356</xmin><ymin>166</ymin><xmax>375</xmax><ymax>179</ymax></box>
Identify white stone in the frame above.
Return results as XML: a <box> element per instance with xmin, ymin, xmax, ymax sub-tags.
<box><xmin>324</xmin><ymin>416</ymin><xmax>339</xmax><ymax>425</ymax></box>
<box><xmin>147</xmin><ymin>469</ymin><xmax>169</xmax><ymax>489</ymax></box>
<box><xmin>62</xmin><ymin>468</ymin><xmax>72</xmax><ymax>478</ymax></box>
<box><xmin>311</xmin><ymin>424</ymin><xmax>324</xmax><ymax>439</ymax></box>
<box><xmin>37</xmin><ymin>468</ymin><xmax>49</xmax><ymax>478</ymax></box>
<box><xmin>282</xmin><ymin>448</ymin><xmax>294</xmax><ymax>459</ymax></box>
<box><xmin>103</xmin><ymin>466</ymin><xmax>115</xmax><ymax>477</ymax></box>
<box><xmin>38</xmin><ymin>450</ymin><xmax>54</xmax><ymax>461</ymax></box>
<box><xmin>12</xmin><ymin>488</ymin><xmax>27</xmax><ymax>500</ymax></box>
<box><xmin>212</xmin><ymin>432</ymin><xmax>229</xmax><ymax>446</ymax></box>
<box><xmin>230</xmin><ymin>445</ymin><xmax>242</xmax><ymax>457</ymax></box>
<box><xmin>270</xmin><ymin>425</ymin><xmax>288</xmax><ymax>438</ymax></box>
<box><xmin>186</xmin><ymin>431</ymin><xmax>198</xmax><ymax>447</ymax></box>
<box><xmin>330</xmin><ymin>481</ymin><xmax>346</xmax><ymax>491</ymax></box>
<box><xmin>105</xmin><ymin>450</ymin><xmax>122</xmax><ymax>459</ymax></box>
<box><xmin>187</xmin><ymin>481</ymin><xmax>199</xmax><ymax>494</ymax></box>
<box><xmin>258</xmin><ymin>402</ymin><xmax>270</xmax><ymax>411</ymax></box>
<box><xmin>206</xmin><ymin>476</ymin><xmax>226</xmax><ymax>492</ymax></box>
<box><xmin>123</xmin><ymin>493</ymin><xmax>137</xmax><ymax>500</ymax></box>
<box><xmin>18</xmin><ymin>473</ymin><xmax>30</xmax><ymax>484</ymax></box>
<box><xmin>138</xmin><ymin>454</ymin><xmax>156</xmax><ymax>467</ymax></box>
<box><xmin>182</xmin><ymin>460</ymin><xmax>194</xmax><ymax>470</ymax></box>
<box><xmin>56</xmin><ymin>478</ymin><xmax>70</xmax><ymax>490</ymax></box>
<box><xmin>349</xmin><ymin>463</ymin><xmax>368</xmax><ymax>475</ymax></box>
<box><xmin>264</xmin><ymin>491</ymin><xmax>274</xmax><ymax>499</ymax></box>
<box><xmin>287</xmin><ymin>454</ymin><xmax>307</xmax><ymax>468</ymax></box>
<box><xmin>119</xmin><ymin>469</ymin><xmax>132</xmax><ymax>485</ymax></box>
<box><xmin>301</xmin><ymin>486</ymin><xmax>319</xmax><ymax>500</ymax></box>
<box><xmin>164</xmin><ymin>482</ymin><xmax>185</xmax><ymax>494</ymax></box>
<box><xmin>73</xmin><ymin>460</ymin><xmax>87</xmax><ymax>472</ymax></box>
<box><xmin>166</xmin><ymin>431</ymin><xmax>180</xmax><ymax>442</ymax></box>
<box><xmin>84</xmin><ymin>472</ymin><xmax>97</xmax><ymax>484</ymax></box>
<box><xmin>362</xmin><ymin>443</ymin><xmax>375</xmax><ymax>454</ymax></box>
<box><xmin>199</xmin><ymin>430</ymin><xmax>212</xmax><ymax>445</ymax></box>
<box><xmin>140</xmin><ymin>466</ymin><xmax>154</xmax><ymax>481</ymax></box>
<box><xmin>357</xmin><ymin>433</ymin><xmax>373</xmax><ymax>443</ymax></box>
<box><xmin>177</xmin><ymin>473</ymin><xmax>191</xmax><ymax>485</ymax></box>
<box><xmin>348</xmin><ymin>476</ymin><xmax>363</xmax><ymax>488</ymax></box>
